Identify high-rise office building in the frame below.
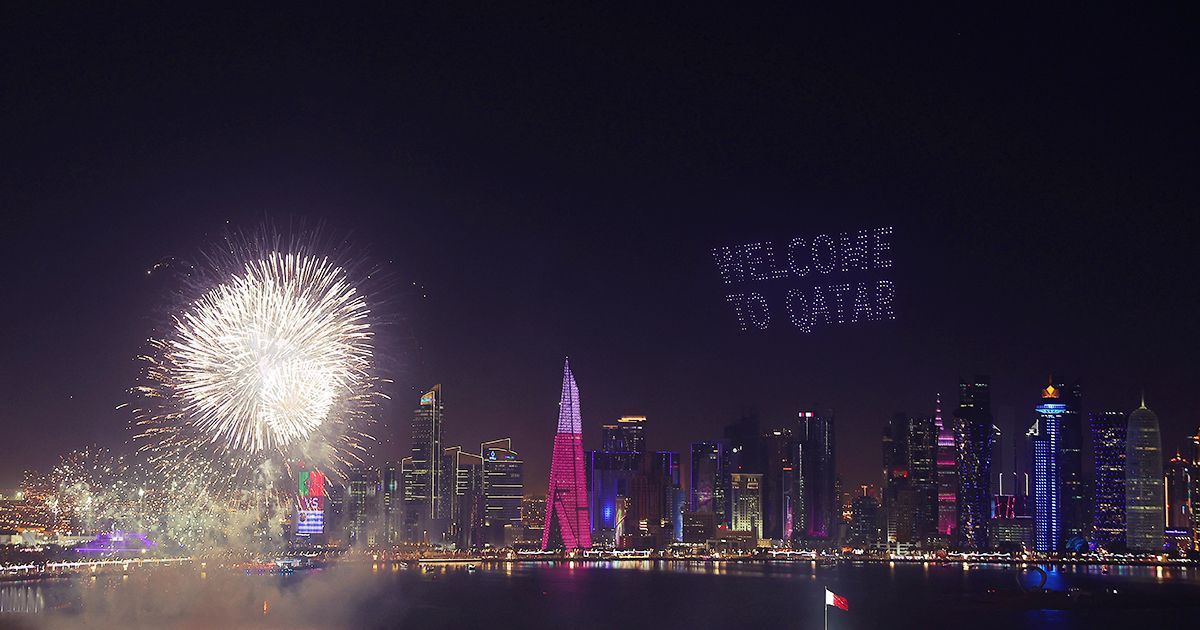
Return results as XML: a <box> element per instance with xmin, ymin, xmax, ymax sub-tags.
<box><xmin>729</xmin><ymin>473</ymin><xmax>763</xmax><ymax>538</ymax></box>
<box><xmin>934</xmin><ymin>394</ymin><xmax>958</xmax><ymax>540</ymax></box>
<box><xmin>954</xmin><ymin>376</ymin><xmax>995</xmax><ymax>551</ymax></box>
<box><xmin>347</xmin><ymin>465</ymin><xmax>380</xmax><ymax>546</ymax></box>
<box><xmin>521</xmin><ymin>495</ymin><xmax>547</xmax><ymax>541</ymax></box>
<box><xmin>444</xmin><ymin>446</ymin><xmax>485</xmax><ymax>549</ymax></box>
<box><xmin>689</xmin><ymin>441</ymin><xmax>725</xmax><ymax>521</ymax></box>
<box><xmin>1164</xmin><ymin>453</ymin><xmax>1192</xmax><ymax>532</ymax></box>
<box><xmin>1190</xmin><ymin>428</ymin><xmax>1200</xmax><ymax>540</ymax></box>
<box><xmin>1090</xmin><ymin>411</ymin><xmax>1127</xmax><ymax>550</ymax></box>
<box><xmin>382</xmin><ymin>462</ymin><xmax>401</xmax><ymax>544</ymax></box>
<box><xmin>722</xmin><ymin>414</ymin><xmax>763</xmax><ymax>528</ymax></box>
<box><xmin>682</xmin><ymin>511</ymin><xmax>716</xmax><ymax>543</ymax></box>
<box><xmin>908</xmin><ymin>414</ymin><xmax>938</xmax><ymax>543</ymax></box>
<box><xmin>882</xmin><ymin>413</ymin><xmax>915</xmax><ymax>547</ymax></box>
<box><xmin>1029</xmin><ymin>382</ymin><xmax>1065</xmax><ymax>552</ymax></box>
<box><xmin>762</xmin><ymin>428</ymin><xmax>795</xmax><ymax>540</ymax></box>
<box><xmin>542</xmin><ymin>359</ymin><xmax>592</xmax><ymax>551</ymax></box>
<box><xmin>481</xmin><ymin>438</ymin><xmax>523</xmax><ymax>544</ymax></box>
<box><xmin>625</xmin><ymin>458</ymin><xmax>668</xmax><ymax>549</ymax></box>
<box><xmin>1055</xmin><ymin>383</ymin><xmax>1086</xmax><ymax>545</ymax></box>
<box><xmin>848</xmin><ymin>492</ymin><xmax>883</xmax><ymax>548</ymax></box>
<box><xmin>883</xmin><ymin>411</ymin><xmax>936</xmax><ymax>549</ymax></box>
<box><xmin>652</xmin><ymin>451</ymin><xmax>684</xmax><ymax>543</ymax></box>
<box><xmin>653</xmin><ymin>451</ymin><xmax>681</xmax><ymax>487</ymax></box>
<box><xmin>587</xmin><ymin>450</ymin><xmax>640</xmax><ymax>547</ymax></box>
<box><xmin>798</xmin><ymin>410</ymin><xmax>836</xmax><ymax>542</ymax></box>
<box><xmin>325</xmin><ymin>482</ymin><xmax>346</xmax><ymax>542</ymax></box>
<box><xmin>1125</xmin><ymin>397</ymin><xmax>1164</xmax><ymax>553</ymax></box>
<box><xmin>601</xmin><ymin>416</ymin><xmax>647</xmax><ymax>454</ymax></box>
<box><xmin>407</xmin><ymin>385</ymin><xmax>446</xmax><ymax>523</ymax></box>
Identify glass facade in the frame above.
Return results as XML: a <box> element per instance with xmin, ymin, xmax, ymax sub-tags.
<box><xmin>1125</xmin><ymin>401</ymin><xmax>1164</xmax><ymax>552</ymax></box>
<box><xmin>1090</xmin><ymin>410</ymin><xmax>1126</xmax><ymax>550</ymax></box>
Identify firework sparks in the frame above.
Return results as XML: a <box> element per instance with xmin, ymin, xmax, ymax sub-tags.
<box><xmin>134</xmin><ymin>228</ymin><xmax>380</xmax><ymax>480</ymax></box>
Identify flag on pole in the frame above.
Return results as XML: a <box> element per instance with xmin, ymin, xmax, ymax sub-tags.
<box><xmin>825</xmin><ymin>588</ymin><xmax>848</xmax><ymax>611</ymax></box>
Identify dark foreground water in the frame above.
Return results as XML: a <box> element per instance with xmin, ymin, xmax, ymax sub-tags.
<box><xmin>2</xmin><ymin>560</ymin><xmax>1200</xmax><ymax>629</ymax></box>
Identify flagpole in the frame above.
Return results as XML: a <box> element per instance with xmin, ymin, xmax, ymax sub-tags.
<box><xmin>824</xmin><ymin>593</ymin><xmax>828</xmax><ymax>630</ymax></box>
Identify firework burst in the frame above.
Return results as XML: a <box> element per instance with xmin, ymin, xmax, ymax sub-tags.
<box><xmin>133</xmin><ymin>227</ymin><xmax>381</xmax><ymax>482</ymax></box>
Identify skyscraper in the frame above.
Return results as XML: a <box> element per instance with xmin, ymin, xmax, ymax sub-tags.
<box><xmin>1056</xmin><ymin>383</ymin><xmax>1086</xmax><ymax>545</ymax></box>
<box><xmin>521</xmin><ymin>496</ymin><xmax>547</xmax><ymax>541</ymax></box>
<box><xmin>346</xmin><ymin>465</ymin><xmax>380</xmax><ymax>546</ymax></box>
<box><xmin>762</xmin><ymin>428</ymin><xmax>795</xmax><ymax>540</ymax></box>
<box><xmin>652</xmin><ymin>451</ymin><xmax>684</xmax><ymax>543</ymax></box>
<box><xmin>729</xmin><ymin>473</ymin><xmax>763</xmax><ymax>538</ymax></box>
<box><xmin>542</xmin><ymin>359</ymin><xmax>592</xmax><ymax>551</ymax></box>
<box><xmin>954</xmin><ymin>376</ymin><xmax>995</xmax><ymax>551</ymax></box>
<box><xmin>407</xmin><ymin>385</ymin><xmax>446</xmax><ymax>523</ymax></box>
<box><xmin>445</xmin><ymin>446</ymin><xmax>486</xmax><ymax>549</ymax></box>
<box><xmin>1125</xmin><ymin>397</ymin><xmax>1164</xmax><ymax>553</ymax></box>
<box><xmin>382</xmin><ymin>462</ymin><xmax>401</xmax><ymax>544</ymax></box>
<box><xmin>908</xmin><ymin>414</ymin><xmax>938</xmax><ymax>544</ymax></box>
<box><xmin>799</xmin><ymin>410</ymin><xmax>836</xmax><ymax>542</ymax></box>
<box><xmin>1164</xmin><ymin>453</ymin><xmax>1192</xmax><ymax>532</ymax></box>
<box><xmin>481</xmin><ymin>438</ymin><xmax>523</xmax><ymax>545</ymax></box>
<box><xmin>1090</xmin><ymin>410</ymin><xmax>1127</xmax><ymax>550</ymax></box>
<box><xmin>689</xmin><ymin>441</ymin><xmax>725</xmax><ymax>519</ymax></box>
<box><xmin>848</xmin><ymin>491</ymin><xmax>883</xmax><ymax>549</ymax></box>
<box><xmin>1029</xmin><ymin>383</ymin><xmax>1064</xmax><ymax>552</ymax></box>
<box><xmin>601</xmin><ymin>416</ymin><xmax>647</xmax><ymax>453</ymax></box>
<box><xmin>882</xmin><ymin>413</ymin><xmax>914</xmax><ymax>548</ymax></box>
<box><xmin>587</xmin><ymin>450</ymin><xmax>640</xmax><ymax>547</ymax></box>
<box><xmin>934</xmin><ymin>394</ymin><xmax>958</xmax><ymax>540</ymax></box>
<box><xmin>722</xmin><ymin>413</ymin><xmax>763</xmax><ymax>528</ymax></box>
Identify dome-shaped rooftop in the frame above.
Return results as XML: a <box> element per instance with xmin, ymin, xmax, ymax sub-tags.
<box><xmin>1128</xmin><ymin>405</ymin><xmax>1159</xmax><ymax>426</ymax></box>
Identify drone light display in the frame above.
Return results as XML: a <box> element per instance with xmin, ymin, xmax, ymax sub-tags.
<box><xmin>713</xmin><ymin>226</ymin><xmax>896</xmax><ymax>332</ymax></box>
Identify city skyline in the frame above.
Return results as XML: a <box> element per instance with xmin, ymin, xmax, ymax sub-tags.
<box><xmin>4</xmin><ymin>5</ymin><xmax>1200</xmax><ymax>628</ymax></box>
<box><xmin>3</xmin><ymin>5</ymin><xmax>1198</xmax><ymax>503</ymax></box>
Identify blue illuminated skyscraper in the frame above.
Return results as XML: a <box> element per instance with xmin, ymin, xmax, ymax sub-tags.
<box><xmin>1090</xmin><ymin>410</ymin><xmax>1126</xmax><ymax>550</ymax></box>
<box><xmin>1029</xmin><ymin>383</ymin><xmax>1065</xmax><ymax>552</ymax></box>
<box><xmin>587</xmin><ymin>450</ymin><xmax>639</xmax><ymax>547</ymax></box>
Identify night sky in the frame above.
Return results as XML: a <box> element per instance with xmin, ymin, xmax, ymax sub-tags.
<box><xmin>3</xmin><ymin>5</ymin><xmax>1198</xmax><ymax>493</ymax></box>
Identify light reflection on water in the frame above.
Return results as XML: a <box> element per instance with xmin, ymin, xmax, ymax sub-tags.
<box><xmin>0</xmin><ymin>584</ymin><xmax>45</xmax><ymax>613</ymax></box>
<box><xmin>2</xmin><ymin>561</ymin><xmax>1198</xmax><ymax>629</ymax></box>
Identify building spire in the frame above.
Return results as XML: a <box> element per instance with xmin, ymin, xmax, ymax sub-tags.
<box><xmin>1139</xmin><ymin>389</ymin><xmax>1147</xmax><ymax>409</ymax></box>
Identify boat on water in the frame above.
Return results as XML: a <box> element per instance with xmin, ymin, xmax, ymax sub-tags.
<box><xmin>234</xmin><ymin>557</ymin><xmax>320</xmax><ymax>575</ymax></box>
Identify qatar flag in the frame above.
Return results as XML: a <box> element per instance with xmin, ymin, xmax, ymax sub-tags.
<box><xmin>825</xmin><ymin>588</ymin><xmax>848</xmax><ymax>611</ymax></box>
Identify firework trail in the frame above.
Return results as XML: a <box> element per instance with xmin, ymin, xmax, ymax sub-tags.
<box><xmin>50</xmin><ymin>447</ymin><xmax>289</xmax><ymax>551</ymax></box>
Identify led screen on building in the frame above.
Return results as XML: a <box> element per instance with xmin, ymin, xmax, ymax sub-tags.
<box><xmin>296</xmin><ymin>469</ymin><xmax>326</xmax><ymax>535</ymax></box>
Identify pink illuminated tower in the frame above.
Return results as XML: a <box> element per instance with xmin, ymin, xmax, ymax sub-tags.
<box><xmin>934</xmin><ymin>393</ymin><xmax>958</xmax><ymax>537</ymax></box>
<box><xmin>541</xmin><ymin>359</ymin><xmax>592</xmax><ymax>551</ymax></box>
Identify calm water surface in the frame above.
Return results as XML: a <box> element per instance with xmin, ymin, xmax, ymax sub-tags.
<box><xmin>2</xmin><ymin>560</ymin><xmax>1199</xmax><ymax>629</ymax></box>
